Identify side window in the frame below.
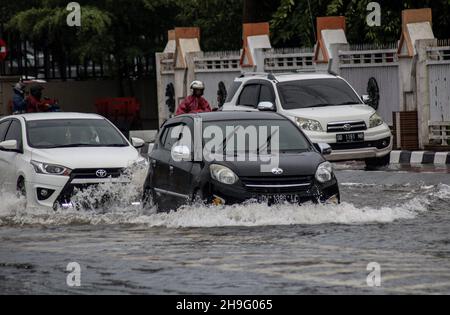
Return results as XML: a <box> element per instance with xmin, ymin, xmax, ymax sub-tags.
<box><xmin>238</xmin><ymin>84</ymin><xmax>260</xmax><ymax>108</ymax></box>
<box><xmin>162</xmin><ymin>124</ymin><xmax>186</xmax><ymax>151</ymax></box>
<box><xmin>259</xmin><ymin>85</ymin><xmax>275</xmax><ymax>103</ymax></box>
<box><xmin>225</xmin><ymin>82</ymin><xmax>242</xmax><ymax>103</ymax></box>
<box><xmin>4</xmin><ymin>120</ymin><xmax>22</xmax><ymax>145</ymax></box>
<box><xmin>0</xmin><ymin>120</ymin><xmax>11</xmax><ymax>141</ymax></box>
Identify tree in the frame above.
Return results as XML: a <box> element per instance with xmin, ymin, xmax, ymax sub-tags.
<box><xmin>6</xmin><ymin>0</ymin><xmax>179</xmax><ymax>95</ymax></box>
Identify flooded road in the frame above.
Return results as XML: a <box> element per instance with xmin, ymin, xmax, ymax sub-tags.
<box><xmin>0</xmin><ymin>166</ymin><xmax>449</xmax><ymax>295</ymax></box>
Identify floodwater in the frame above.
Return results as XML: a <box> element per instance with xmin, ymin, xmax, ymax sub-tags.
<box><xmin>0</xmin><ymin>167</ymin><xmax>449</xmax><ymax>295</ymax></box>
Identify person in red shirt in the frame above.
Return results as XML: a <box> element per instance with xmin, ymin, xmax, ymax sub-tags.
<box><xmin>176</xmin><ymin>80</ymin><xmax>212</xmax><ymax>116</ymax></box>
<box><xmin>26</xmin><ymin>85</ymin><xmax>51</xmax><ymax>113</ymax></box>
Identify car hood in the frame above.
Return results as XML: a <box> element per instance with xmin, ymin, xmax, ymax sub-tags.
<box><xmin>284</xmin><ymin>105</ymin><xmax>375</xmax><ymax>124</ymax></box>
<box><xmin>216</xmin><ymin>151</ymin><xmax>325</xmax><ymax>177</ymax></box>
<box><xmin>30</xmin><ymin>146</ymin><xmax>140</xmax><ymax>169</ymax></box>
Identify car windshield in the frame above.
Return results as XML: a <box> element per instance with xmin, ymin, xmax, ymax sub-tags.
<box><xmin>203</xmin><ymin>119</ymin><xmax>311</xmax><ymax>154</ymax></box>
<box><xmin>26</xmin><ymin>119</ymin><xmax>129</xmax><ymax>149</ymax></box>
<box><xmin>277</xmin><ymin>78</ymin><xmax>362</xmax><ymax>110</ymax></box>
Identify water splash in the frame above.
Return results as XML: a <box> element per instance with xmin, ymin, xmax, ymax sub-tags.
<box><xmin>0</xmin><ymin>183</ymin><xmax>448</xmax><ymax>228</ymax></box>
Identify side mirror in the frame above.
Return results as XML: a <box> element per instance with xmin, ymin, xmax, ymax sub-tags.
<box><xmin>131</xmin><ymin>137</ymin><xmax>145</xmax><ymax>149</ymax></box>
<box><xmin>316</xmin><ymin>143</ymin><xmax>332</xmax><ymax>156</ymax></box>
<box><xmin>0</xmin><ymin>140</ymin><xmax>19</xmax><ymax>152</ymax></box>
<box><xmin>171</xmin><ymin>145</ymin><xmax>192</xmax><ymax>162</ymax></box>
<box><xmin>361</xmin><ymin>95</ymin><xmax>371</xmax><ymax>105</ymax></box>
<box><xmin>257</xmin><ymin>102</ymin><xmax>276</xmax><ymax>112</ymax></box>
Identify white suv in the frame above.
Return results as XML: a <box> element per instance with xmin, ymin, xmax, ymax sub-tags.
<box><xmin>0</xmin><ymin>113</ymin><xmax>148</xmax><ymax>209</ymax></box>
<box><xmin>222</xmin><ymin>72</ymin><xmax>393</xmax><ymax>166</ymax></box>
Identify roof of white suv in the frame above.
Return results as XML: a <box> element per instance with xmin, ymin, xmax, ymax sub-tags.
<box><xmin>237</xmin><ymin>72</ymin><xmax>338</xmax><ymax>83</ymax></box>
<box><xmin>6</xmin><ymin>112</ymin><xmax>105</xmax><ymax>121</ymax></box>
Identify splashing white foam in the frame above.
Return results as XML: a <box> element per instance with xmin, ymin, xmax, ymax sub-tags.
<box><xmin>0</xmin><ymin>182</ymin><xmax>447</xmax><ymax>228</ymax></box>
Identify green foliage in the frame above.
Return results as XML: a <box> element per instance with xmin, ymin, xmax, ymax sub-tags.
<box><xmin>4</xmin><ymin>0</ymin><xmax>450</xmax><ymax>73</ymax></box>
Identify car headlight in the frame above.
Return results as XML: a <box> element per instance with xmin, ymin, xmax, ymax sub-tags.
<box><xmin>315</xmin><ymin>162</ymin><xmax>333</xmax><ymax>183</ymax></box>
<box><xmin>210</xmin><ymin>164</ymin><xmax>238</xmax><ymax>185</ymax></box>
<box><xmin>296</xmin><ymin>118</ymin><xmax>324</xmax><ymax>132</ymax></box>
<box><xmin>131</xmin><ymin>157</ymin><xmax>149</xmax><ymax>169</ymax></box>
<box><xmin>369</xmin><ymin>113</ymin><xmax>384</xmax><ymax>128</ymax></box>
<box><xmin>31</xmin><ymin>160</ymin><xmax>72</xmax><ymax>176</ymax></box>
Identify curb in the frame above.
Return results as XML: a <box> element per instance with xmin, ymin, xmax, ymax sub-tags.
<box><xmin>390</xmin><ymin>151</ymin><xmax>450</xmax><ymax>165</ymax></box>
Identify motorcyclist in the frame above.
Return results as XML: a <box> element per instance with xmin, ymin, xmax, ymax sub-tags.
<box><xmin>26</xmin><ymin>85</ymin><xmax>51</xmax><ymax>113</ymax></box>
<box><xmin>176</xmin><ymin>81</ymin><xmax>212</xmax><ymax>116</ymax></box>
<box><xmin>12</xmin><ymin>82</ymin><xmax>27</xmax><ymax>114</ymax></box>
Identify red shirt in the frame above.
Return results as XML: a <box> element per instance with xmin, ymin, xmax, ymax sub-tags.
<box><xmin>26</xmin><ymin>95</ymin><xmax>50</xmax><ymax>113</ymax></box>
<box><xmin>176</xmin><ymin>95</ymin><xmax>212</xmax><ymax>116</ymax></box>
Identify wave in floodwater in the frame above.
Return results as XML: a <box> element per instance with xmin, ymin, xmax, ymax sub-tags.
<box><xmin>0</xmin><ymin>183</ymin><xmax>449</xmax><ymax>228</ymax></box>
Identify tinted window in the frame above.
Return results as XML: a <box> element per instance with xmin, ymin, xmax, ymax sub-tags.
<box><xmin>238</xmin><ymin>84</ymin><xmax>260</xmax><ymax>108</ymax></box>
<box><xmin>162</xmin><ymin>124</ymin><xmax>186</xmax><ymax>151</ymax></box>
<box><xmin>259</xmin><ymin>85</ymin><xmax>275</xmax><ymax>103</ymax></box>
<box><xmin>26</xmin><ymin>119</ymin><xmax>128</xmax><ymax>148</ymax></box>
<box><xmin>0</xmin><ymin>120</ymin><xmax>11</xmax><ymax>141</ymax></box>
<box><xmin>225</xmin><ymin>82</ymin><xmax>242</xmax><ymax>102</ymax></box>
<box><xmin>4</xmin><ymin>120</ymin><xmax>22</xmax><ymax>145</ymax></box>
<box><xmin>203</xmin><ymin>119</ymin><xmax>310</xmax><ymax>153</ymax></box>
<box><xmin>277</xmin><ymin>78</ymin><xmax>362</xmax><ymax>110</ymax></box>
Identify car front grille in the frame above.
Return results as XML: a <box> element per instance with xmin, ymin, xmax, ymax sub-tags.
<box><xmin>327</xmin><ymin>121</ymin><xmax>367</xmax><ymax>133</ymax></box>
<box><xmin>71</xmin><ymin>168</ymin><xmax>124</xmax><ymax>179</ymax></box>
<box><xmin>240</xmin><ymin>176</ymin><xmax>314</xmax><ymax>194</ymax></box>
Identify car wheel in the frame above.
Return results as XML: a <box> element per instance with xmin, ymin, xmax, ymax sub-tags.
<box><xmin>17</xmin><ymin>178</ymin><xmax>26</xmax><ymax>198</ymax></box>
<box><xmin>143</xmin><ymin>188</ymin><xmax>158</xmax><ymax>211</ymax></box>
<box><xmin>16</xmin><ymin>178</ymin><xmax>28</xmax><ymax>208</ymax></box>
<box><xmin>192</xmin><ymin>189</ymin><xmax>206</xmax><ymax>205</ymax></box>
<box><xmin>365</xmin><ymin>154</ymin><xmax>390</xmax><ymax>169</ymax></box>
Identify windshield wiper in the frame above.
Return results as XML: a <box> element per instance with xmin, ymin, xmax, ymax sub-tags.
<box><xmin>42</xmin><ymin>143</ymin><xmax>127</xmax><ymax>149</ymax></box>
<box><xmin>307</xmin><ymin>103</ymin><xmax>334</xmax><ymax>108</ymax></box>
<box><xmin>335</xmin><ymin>101</ymin><xmax>361</xmax><ymax>106</ymax></box>
<box><xmin>102</xmin><ymin>144</ymin><xmax>129</xmax><ymax>147</ymax></box>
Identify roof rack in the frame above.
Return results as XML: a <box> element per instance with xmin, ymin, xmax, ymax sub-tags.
<box><xmin>239</xmin><ymin>72</ymin><xmax>279</xmax><ymax>82</ymax></box>
<box><xmin>239</xmin><ymin>72</ymin><xmax>270</xmax><ymax>78</ymax></box>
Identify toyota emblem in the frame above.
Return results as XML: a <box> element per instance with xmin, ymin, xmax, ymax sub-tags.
<box><xmin>96</xmin><ymin>169</ymin><xmax>108</xmax><ymax>178</ymax></box>
<box><xmin>272</xmin><ymin>168</ymin><xmax>284</xmax><ymax>175</ymax></box>
<box><xmin>343</xmin><ymin>124</ymin><xmax>352</xmax><ymax>131</ymax></box>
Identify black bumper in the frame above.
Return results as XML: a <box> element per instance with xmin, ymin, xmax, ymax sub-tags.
<box><xmin>207</xmin><ymin>178</ymin><xmax>340</xmax><ymax>205</ymax></box>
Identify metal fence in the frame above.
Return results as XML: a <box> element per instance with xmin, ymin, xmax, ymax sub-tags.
<box><xmin>426</xmin><ymin>40</ymin><xmax>450</xmax><ymax>145</ymax></box>
<box><xmin>264</xmin><ymin>48</ymin><xmax>315</xmax><ymax>73</ymax></box>
<box><xmin>0</xmin><ymin>37</ymin><xmax>155</xmax><ymax>81</ymax></box>
<box><xmin>338</xmin><ymin>44</ymin><xmax>399</xmax><ymax>125</ymax></box>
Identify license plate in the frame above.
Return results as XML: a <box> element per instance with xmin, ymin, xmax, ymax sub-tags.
<box><xmin>336</xmin><ymin>133</ymin><xmax>364</xmax><ymax>143</ymax></box>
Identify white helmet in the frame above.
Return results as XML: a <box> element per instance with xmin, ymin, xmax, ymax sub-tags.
<box><xmin>190</xmin><ymin>80</ymin><xmax>205</xmax><ymax>90</ymax></box>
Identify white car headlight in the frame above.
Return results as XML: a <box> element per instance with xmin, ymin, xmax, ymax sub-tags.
<box><xmin>31</xmin><ymin>160</ymin><xmax>72</xmax><ymax>176</ymax></box>
<box><xmin>369</xmin><ymin>113</ymin><xmax>384</xmax><ymax>128</ymax></box>
<box><xmin>296</xmin><ymin>117</ymin><xmax>324</xmax><ymax>132</ymax></box>
<box><xmin>210</xmin><ymin>164</ymin><xmax>238</xmax><ymax>185</ymax></box>
<box><xmin>315</xmin><ymin>162</ymin><xmax>333</xmax><ymax>183</ymax></box>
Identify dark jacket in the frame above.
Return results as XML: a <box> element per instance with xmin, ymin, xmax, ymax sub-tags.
<box><xmin>12</xmin><ymin>91</ymin><xmax>26</xmax><ymax>113</ymax></box>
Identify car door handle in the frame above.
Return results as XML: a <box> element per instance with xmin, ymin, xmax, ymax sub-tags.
<box><xmin>169</xmin><ymin>165</ymin><xmax>174</xmax><ymax>174</ymax></box>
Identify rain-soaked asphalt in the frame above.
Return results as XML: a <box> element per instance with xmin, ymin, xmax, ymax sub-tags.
<box><xmin>0</xmin><ymin>163</ymin><xmax>449</xmax><ymax>295</ymax></box>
